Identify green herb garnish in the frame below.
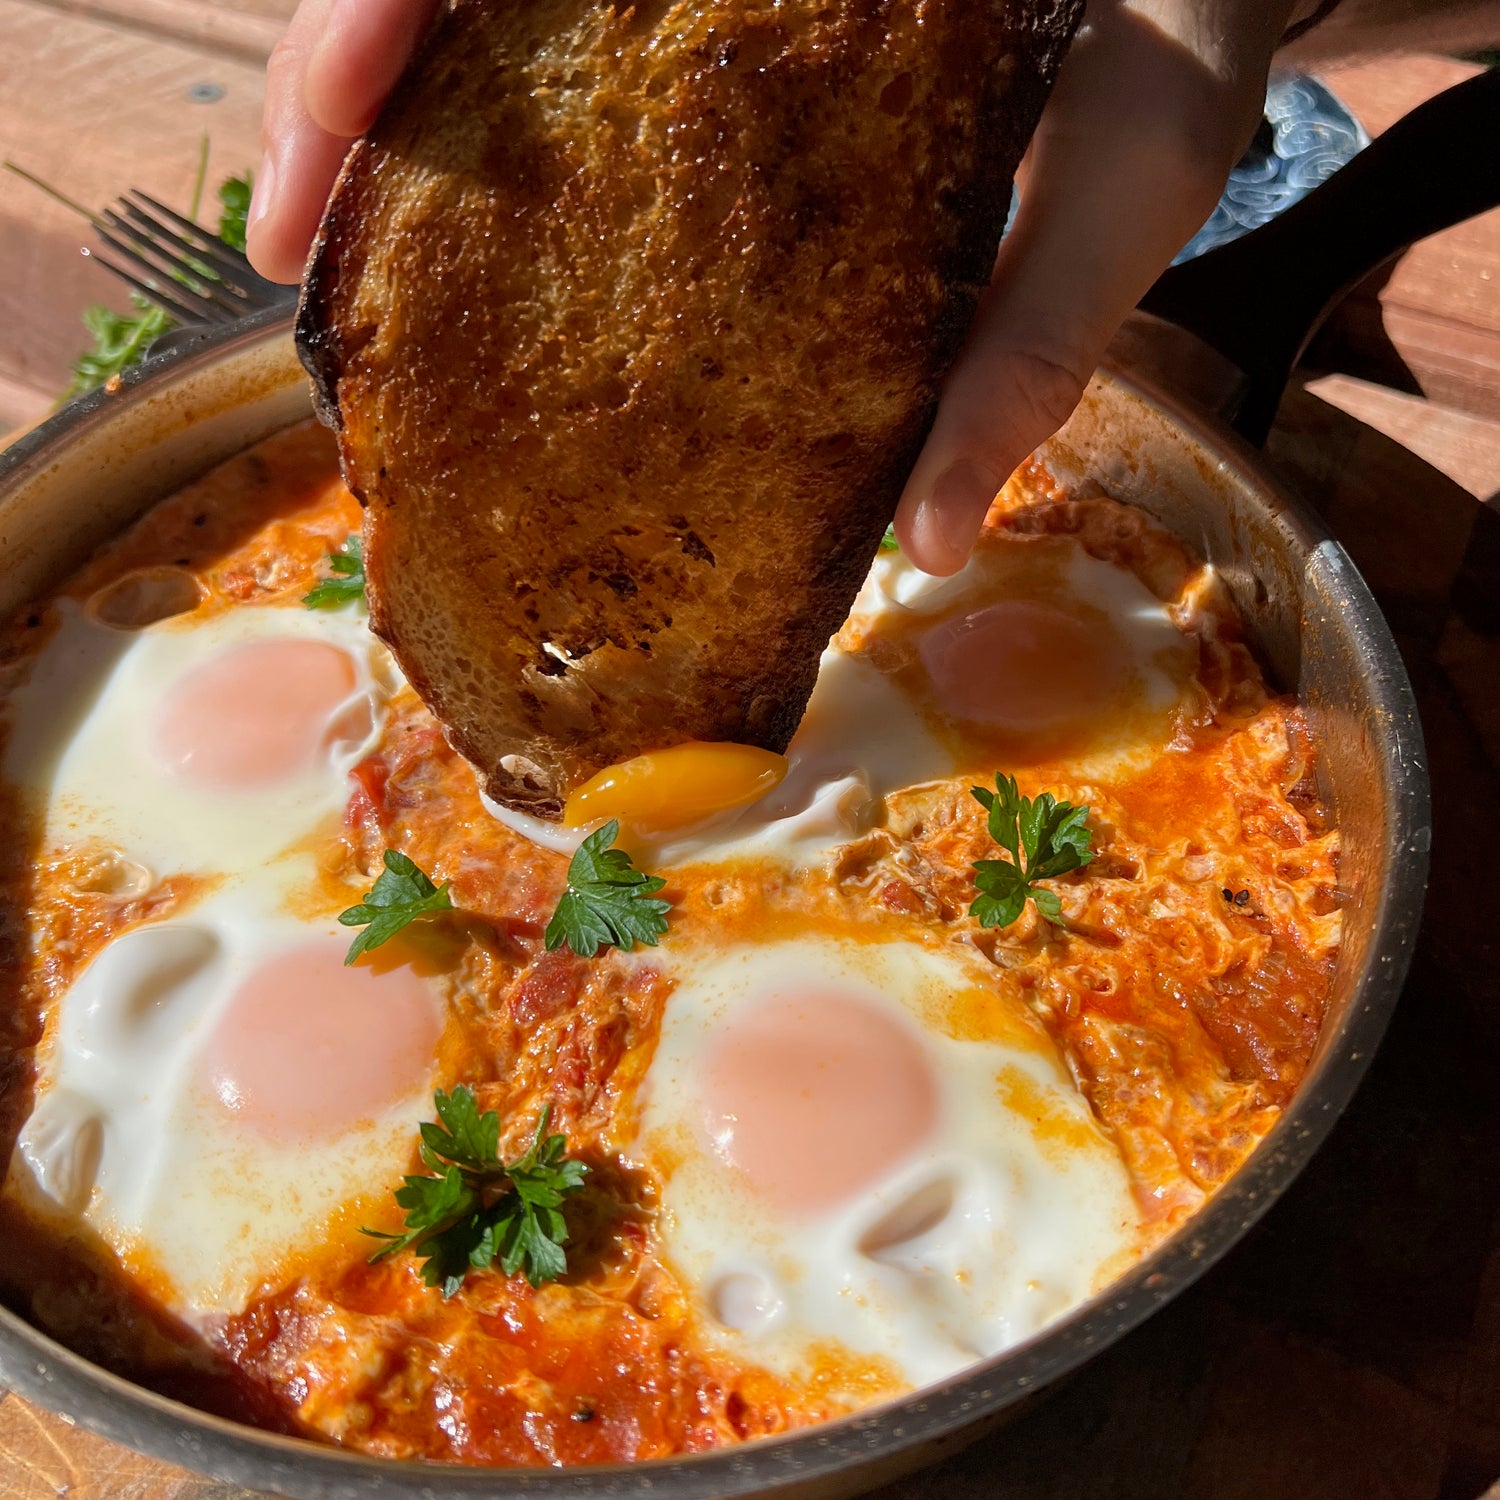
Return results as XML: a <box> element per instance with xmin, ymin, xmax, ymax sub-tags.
<box><xmin>303</xmin><ymin>535</ymin><xmax>366</xmax><ymax>609</ymax></box>
<box><xmin>338</xmin><ymin>849</ymin><xmax>453</xmax><ymax>964</ymax></box>
<box><xmin>3</xmin><ymin>156</ymin><xmax>253</xmax><ymax>398</ymax></box>
<box><xmin>66</xmin><ymin>296</ymin><xmax>174</xmax><ymax>398</ymax></box>
<box><xmin>544</xmin><ymin>819</ymin><xmax>670</xmax><ymax>958</ymax></box>
<box><xmin>969</xmin><ymin>773</ymin><xmax>1095</xmax><ymax>929</ymax></box>
<box><xmin>879</xmin><ymin>524</ymin><xmax>900</xmax><ymax>553</ymax></box>
<box><xmin>363</xmin><ymin>1089</ymin><xmax>587</xmax><ymax>1295</ymax></box>
<box><xmin>216</xmin><ymin>171</ymin><xmax>253</xmax><ymax>252</ymax></box>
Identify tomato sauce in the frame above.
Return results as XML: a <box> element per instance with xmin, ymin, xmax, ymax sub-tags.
<box><xmin>0</xmin><ymin>423</ymin><xmax>1340</xmax><ymax>1464</ymax></box>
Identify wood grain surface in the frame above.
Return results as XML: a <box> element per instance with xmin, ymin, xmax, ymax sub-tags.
<box><xmin>0</xmin><ymin>0</ymin><xmax>285</xmax><ymax>429</ymax></box>
<box><xmin>0</xmin><ymin>1393</ymin><xmax>245</xmax><ymax>1499</ymax></box>
<box><xmin>1313</xmin><ymin>57</ymin><xmax>1500</xmax><ymax>420</ymax></box>
<box><xmin>1</xmin><ymin>15</ymin><xmax>1499</xmax><ymax>1500</ymax></box>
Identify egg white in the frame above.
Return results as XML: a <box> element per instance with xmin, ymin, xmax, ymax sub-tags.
<box><xmin>626</xmin><ymin>535</ymin><xmax>1195</xmax><ymax>867</ymax></box>
<box><xmin>2</xmin><ymin>586</ymin><xmax>435</xmax><ymax>1319</ymax></box>
<box><xmin>3</xmin><ymin>522</ymin><xmax>1170</xmax><ymax>1372</ymax></box>
<box><xmin>2</xmin><ymin>597</ymin><xmax>396</xmax><ymax>876</ymax></box>
<box><xmin>635</xmin><ymin>936</ymin><xmax>1142</xmax><ymax>1388</ymax></box>
<box><xmin>7</xmin><ymin>872</ymin><xmax>443</xmax><ymax>1319</ymax></box>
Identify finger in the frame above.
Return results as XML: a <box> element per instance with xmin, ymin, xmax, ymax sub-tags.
<box><xmin>305</xmin><ymin>0</ymin><xmax>442</xmax><ymax>138</ymax></box>
<box><xmin>247</xmin><ymin>0</ymin><xmax>347</xmax><ymax>283</ymax></box>
<box><xmin>246</xmin><ymin>117</ymin><xmax>351</xmax><ymax>284</ymax></box>
<box><xmin>894</xmin><ymin>0</ymin><xmax>1282</xmax><ymax>574</ymax></box>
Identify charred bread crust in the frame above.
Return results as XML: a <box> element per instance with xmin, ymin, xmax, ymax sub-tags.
<box><xmin>297</xmin><ymin>0</ymin><xmax>1083</xmax><ymax>819</ymax></box>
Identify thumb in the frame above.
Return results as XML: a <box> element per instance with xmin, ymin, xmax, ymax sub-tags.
<box><xmin>894</xmin><ymin>0</ymin><xmax>1281</xmax><ymax>574</ymax></box>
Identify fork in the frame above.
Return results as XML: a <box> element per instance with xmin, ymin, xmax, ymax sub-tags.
<box><xmin>85</xmin><ymin>189</ymin><xmax>296</xmax><ymax>326</ymax></box>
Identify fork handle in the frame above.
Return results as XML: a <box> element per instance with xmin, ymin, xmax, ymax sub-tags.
<box><xmin>1138</xmin><ymin>68</ymin><xmax>1500</xmax><ymax>443</ymax></box>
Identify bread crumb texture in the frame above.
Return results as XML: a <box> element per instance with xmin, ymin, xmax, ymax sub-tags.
<box><xmin>299</xmin><ymin>0</ymin><xmax>1083</xmax><ymax>816</ymax></box>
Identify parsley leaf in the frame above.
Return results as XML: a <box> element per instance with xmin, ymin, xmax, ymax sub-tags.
<box><xmin>878</xmin><ymin>524</ymin><xmax>900</xmax><ymax>553</ymax></box>
<box><xmin>338</xmin><ymin>849</ymin><xmax>453</xmax><ymax>964</ymax></box>
<box><xmin>364</xmin><ymin>1091</ymin><xmax>588</xmax><ymax>1295</ymax></box>
<box><xmin>66</xmin><ymin>296</ymin><xmax>175</xmax><ymax>398</ymax></box>
<box><xmin>420</xmin><ymin>1081</ymin><xmax>501</xmax><ymax>1173</ymax></box>
<box><xmin>303</xmin><ymin>535</ymin><xmax>366</xmax><ymax>609</ymax></box>
<box><xmin>970</xmin><ymin>773</ymin><xmax>1094</xmax><ymax>930</ymax></box>
<box><xmin>15</xmin><ymin>160</ymin><xmax>255</xmax><ymax>399</ymax></box>
<box><xmin>544</xmin><ymin>819</ymin><xmax>670</xmax><ymax>958</ymax></box>
<box><xmin>499</xmin><ymin>1123</ymin><xmax>587</xmax><ymax>1281</ymax></box>
<box><xmin>216</xmin><ymin>171</ymin><xmax>253</xmax><ymax>253</ymax></box>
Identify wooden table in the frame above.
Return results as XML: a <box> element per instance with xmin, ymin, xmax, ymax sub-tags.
<box><xmin>1</xmin><ymin>13</ymin><xmax>1499</xmax><ymax>1498</ymax></box>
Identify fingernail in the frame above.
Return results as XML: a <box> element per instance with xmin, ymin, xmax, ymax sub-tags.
<box><xmin>930</xmin><ymin>458</ymin><xmax>1002</xmax><ymax>560</ymax></box>
<box><xmin>246</xmin><ymin>151</ymin><xmax>275</xmax><ymax>239</ymax></box>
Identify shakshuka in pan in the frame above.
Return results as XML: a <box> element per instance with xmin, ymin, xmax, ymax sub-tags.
<box><xmin>0</xmin><ymin>422</ymin><xmax>1338</xmax><ymax>1464</ymax></box>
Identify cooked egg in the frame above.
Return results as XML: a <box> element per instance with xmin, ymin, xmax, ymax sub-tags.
<box><xmin>2</xmin><ymin>596</ymin><xmax>394</xmax><ymax>875</ymax></box>
<box><xmin>8</xmin><ymin>875</ymin><xmax>444</xmax><ymax>1317</ymax></box>
<box><xmin>856</xmin><ymin>532</ymin><xmax>1196</xmax><ymax>777</ymax></box>
<box><xmin>2</xmin><ymin>508</ymin><xmax>1180</xmax><ymax>1372</ymax></box>
<box><xmin>616</xmin><ymin>530</ymin><xmax>1195</xmax><ymax>866</ymax></box>
<box><xmin>562</xmin><ymin>742</ymin><xmax>789</xmax><ymax>831</ymax></box>
<box><xmin>1</xmin><ymin>584</ymin><xmax>435</xmax><ymax>1318</ymax></box>
<box><xmin>635</xmin><ymin>936</ymin><xmax>1142</xmax><ymax>1387</ymax></box>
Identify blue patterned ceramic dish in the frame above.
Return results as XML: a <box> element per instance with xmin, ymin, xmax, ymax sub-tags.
<box><xmin>1175</xmin><ymin>74</ymin><xmax>1368</xmax><ymax>262</ymax></box>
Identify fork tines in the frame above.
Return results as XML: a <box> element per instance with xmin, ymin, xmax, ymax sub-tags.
<box><xmin>88</xmin><ymin>189</ymin><xmax>291</xmax><ymax>326</ymax></box>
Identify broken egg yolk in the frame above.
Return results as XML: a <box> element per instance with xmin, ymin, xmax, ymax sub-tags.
<box><xmin>563</xmin><ymin>742</ymin><xmax>788</xmax><ymax>831</ymax></box>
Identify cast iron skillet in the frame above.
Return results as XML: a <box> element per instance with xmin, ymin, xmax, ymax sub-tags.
<box><xmin>0</xmin><ymin>68</ymin><xmax>1490</xmax><ymax>1500</ymax></box>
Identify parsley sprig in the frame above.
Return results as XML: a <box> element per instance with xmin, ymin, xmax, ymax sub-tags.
<box><xmin>339</xmin><ymin>849</ymin><xmax>453</xmax><ymax>964</ymax></box>
<box><xmin>66</xmin><ymin>298</ymin><xmax>174</xmax><ymax>399</ymax></box>
<box><xmin>970</xmin><ymin>774</ymin><xmax>1095</xmax><ymax>929</ymax></box>
<box><xmin>878</xmin><ymin>524</ymin><xmax>900</xmax><ymax>553</ymax></box>
<box><xmin>364</xmin><ymin>1088</ymin><xmax>587</xmax><ymax>1295</ymax></box>
<box><xmin>303</xmin><ymin>535</ymin><xmax>366</xmax><ymax>609</ymax></box>
<box><xmin>5</xmin><ymin>153</ymin><xmax>253</xmax><ymax>398</ymax></box>
<box><xmin>544</xmin><ymin>819</ymin><xmax>670</xmax><ymax>958</ymax></box>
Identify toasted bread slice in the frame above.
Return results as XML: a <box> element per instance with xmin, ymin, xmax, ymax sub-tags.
<box><xmin>298</xmin><ymin>0</ymin><xmax>1081</xmax><ymax>818</ymax></box>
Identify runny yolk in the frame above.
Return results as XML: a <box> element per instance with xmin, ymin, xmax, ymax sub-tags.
<box><xmin>918</xmin><ymin>598</ymin><xmax>1129</xmax><ymax>735</ymax></box>
<box><xmin>699</xmin><ymin>989</ymin><xmax>938</xmax><ymax>1216</ymax></box>
<box><xmin>200</xmin><ymin>941</ymin><xmax>440</xmax><ymax>1143</ymax></box>
<box><xmin>562</xmin><ymin>742</ymin><xmax>788</xmax><ymax>830</ymax></box>
<box><xmin>151</xmin><ymin>638</ymin><xmax>358</xmax><ymax>789</ymax></box>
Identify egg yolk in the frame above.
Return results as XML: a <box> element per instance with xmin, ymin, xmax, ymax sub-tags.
<box><xmin>200</xmin><ymin>941</ymin><xmax>440</xmax><ymax>1142</ymax></box>
<box><xmin>151</xmin><ymin>638</ymin><xmax>358</xmax><ymax>789</ymax></box>
<box><xmin>700</xmin><ymin>990</ymin><xmax>938</xmax><ymax>1216</ymax></box>
<box><xmin>918</xmin><ymin>599</ymin><xmax>1129</xmax><ymax>735</ymax></box>
<box><xmin>563</xmin><ymin>742</ymin><xmax>788</xmax><ymax>830</ymax></box>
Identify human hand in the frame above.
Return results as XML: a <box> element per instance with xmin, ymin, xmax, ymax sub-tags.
<box><xmin>891</xmin><ymin>0</ymin><xmax>1293</xmax><ymax>572</ymax></box>
<box><xmin>246</xmin><ymin>0</ymin><xmax>440</xmax><ymax>283</ymax></box>
<box><xmin>248</xmin><ymin>0</ymin><xmax>1289</xmax><ymax>574</ymax></box>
